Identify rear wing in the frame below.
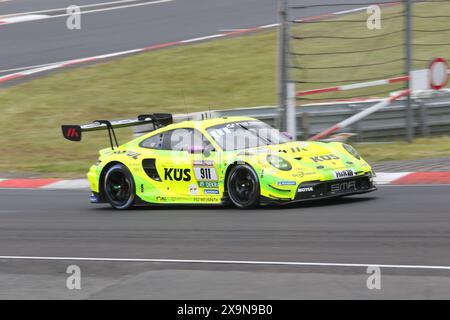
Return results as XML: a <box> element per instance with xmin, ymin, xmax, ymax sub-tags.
<box><xmin>61</xmin><ymin>113</ymin><xmax>172</xmax><ymax>149</ymax></box>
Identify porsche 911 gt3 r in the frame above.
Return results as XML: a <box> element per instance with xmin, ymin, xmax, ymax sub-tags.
<box><xmin>62</xmin><ymin>114</ymin><xmax>376</xmax><ymax>209</ymax></box>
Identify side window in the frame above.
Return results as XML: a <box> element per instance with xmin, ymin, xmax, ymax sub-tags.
<box><xmin>140</xmin><ymin>132</ymin><xmax>164</xmax><ymax>149</ymax></box>
<box><xmin>162</xmin><ymin>128</ymin><xmax>212</xmax><ymax>151</ymax></box>
<box><xmin>168</xmin><ymin>128</ymin><xmax>193</xmax><ymax>151</ymax></box>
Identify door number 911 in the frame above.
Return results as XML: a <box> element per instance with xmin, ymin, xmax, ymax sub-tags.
<box><xmin>194</xmin><ymin>167</ymin><xmax>218</xmax><ymax>181</ymax></box>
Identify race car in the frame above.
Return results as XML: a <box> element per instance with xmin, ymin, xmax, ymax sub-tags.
<box><xmin>62</xmin><ymin>114</ymin><xmax>376</xmax><ymax>209</ymax></box>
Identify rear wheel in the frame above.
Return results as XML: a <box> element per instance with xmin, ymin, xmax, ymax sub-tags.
<box><xmin>104</xmin><ymin>164</ymin><xmax>135</xmax><ymax>210</ymax></box>
<box><xmin>227</xmin><ymin>164</ymin><xmax>260</xmax><ymax>209</ymax></box>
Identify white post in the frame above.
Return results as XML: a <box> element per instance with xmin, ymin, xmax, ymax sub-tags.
<box><xmin>286</xmin><ymin>82</ymin><xmax>297</xmax><ymax>138</ymax></box>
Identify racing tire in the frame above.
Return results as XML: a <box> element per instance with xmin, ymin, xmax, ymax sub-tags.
<box><xmin>227</xmin><ymin>164</ymin><xmax>260</xmax><ymax>209</ymax></box>
<box><xmin>104</xmin><ymin>164</ymin><xmax>136</xmax><ymax>210</ymax></box>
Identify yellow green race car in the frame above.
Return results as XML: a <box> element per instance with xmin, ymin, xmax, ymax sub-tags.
<box><xmin>62</xmin><ymin>114</ymin><xmax>376</xmax><ymax>209</ymax></box>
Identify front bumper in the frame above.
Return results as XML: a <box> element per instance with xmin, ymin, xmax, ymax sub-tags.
<box><xmin>262</xmin><ymin>174</ymin><xmax>376</xmax><ymax>204</ymax></box>
<box><xmin>294</xmin><ymin>174</ymin><xmax>376</xmax><ymax>201</ymax></box>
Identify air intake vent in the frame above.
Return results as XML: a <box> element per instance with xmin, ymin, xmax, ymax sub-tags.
<box><xmin>142</xmin><ymin>159</ymin><xmax>161</xmax><ymax>181</ymax></box>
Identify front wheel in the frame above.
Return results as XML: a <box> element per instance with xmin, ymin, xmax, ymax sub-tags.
<box><xmin>227</xmin><ymin>164</ymin><xmax>260</xmax><ymax>209</ymax></box>
<box><xmin>104</xmin><ymin>164</ymin><xmax>136</xmax><ymax>210</ymax></box>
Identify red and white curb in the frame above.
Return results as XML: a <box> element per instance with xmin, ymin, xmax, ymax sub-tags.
<box><xmin>0</xmin><ymin>179</ymin><xmax>89</xmax><ymax>189</ymax></box>
<box><xmin>1</xmin><ymin>173</ymin><xmax>450</xmax><ymax>190</ymax></box>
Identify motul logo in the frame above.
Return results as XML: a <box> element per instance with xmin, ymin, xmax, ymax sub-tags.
<box><xmin>66</xmin><ymin>127</ymin><xmax>79</xmax><ymax>138</ymax></box>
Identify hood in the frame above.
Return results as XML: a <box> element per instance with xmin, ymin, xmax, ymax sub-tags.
<box><xmin>240</xmin><ymin>141</ymin><xmax>368</xmax><ymax>172</ymax></box>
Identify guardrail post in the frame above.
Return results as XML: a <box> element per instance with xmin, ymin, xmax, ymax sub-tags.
<box><xmin>278</xmin><ymin>0</ymin><xmax>289</xmax><ymax>132</ymax></box>
<box><xmin>349</xmin><ymin>104</ymin><xmax>362</xmax><ymax>142</ymax></box>
<box><xmin>286</xmin><ymin>82</ymin><xmax>297</xmax><ymax>138</ymax></box>
<box><xmin>404</xmin><ymin>0</ymin><xmax>414</xmax><ymax>142</ymax></box>
<box><xmin>417</xmin><ymin>99</ymin><xmax>429</xmax><ymax>137</ymax></box>
<box><xmin>300</xmin><ymin>112</ymin><xmax>309</xmax><ymax>140</ymax></box>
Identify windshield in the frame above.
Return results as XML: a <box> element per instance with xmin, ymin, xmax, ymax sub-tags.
<box><xmin>206</xmin><ymin>120</ymin><xmax>290</xmax><ymax>151</ymax></box>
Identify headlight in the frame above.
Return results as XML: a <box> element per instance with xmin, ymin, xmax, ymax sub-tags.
<box><xmin>343</xmin><ymin>144</ymin><xmax>361</xmax><ymax>160</ymax></box>
<box><xmin>266</xmin><ymin>155</ymin><xmax>292</xmax><ymax>171</ymax></box>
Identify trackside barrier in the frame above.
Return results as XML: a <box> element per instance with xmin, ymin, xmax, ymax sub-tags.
<box><xmin>296</xmin><ymin>76</ymin><xmax>408</xmax><ymax>97</ymax></box>
<box><xmin>209</xmin><ymin>92</ymin><xmax>450</xmax><ymax>141</ymax></box>
<box><xmin>133</xmin><ymin>94</ymin><xmax>450</xmax><ymax>141</ymax></box>
<box><xmin>309</xmin><ymin>89</ymin><xmax>411</xmax><ymax>140</ymax></box>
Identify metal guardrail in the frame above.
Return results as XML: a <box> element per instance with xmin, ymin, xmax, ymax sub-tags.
<box><xmin>212</xmin><ymin>93</ymin><xmax>450</xmax><ymax>141</ymax></box>
<box><xmin>134</xmin><ymin>93</ymin><xmax>450</xmax><ymax>141</ymax></box>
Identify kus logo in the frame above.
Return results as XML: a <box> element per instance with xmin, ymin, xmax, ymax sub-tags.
<box><xmin>164</xmin><ymin>168</ymin><xmax>191</xmax><ymax>181</ymax></box>
<box><xmin>310</xmin><ymin>154</ymin><xmax>340</xmax><ymax>163</ymax></box>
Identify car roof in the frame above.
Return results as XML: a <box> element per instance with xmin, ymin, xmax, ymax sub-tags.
<box><xmin>130</xmin><ymin>116</ymin><xmax>260</xmax><ymax>145</ymax></box>
<box><xmin>166</xmin><ymin>116</ymin><xmax>258</xmax><ymax>130</ymax></box>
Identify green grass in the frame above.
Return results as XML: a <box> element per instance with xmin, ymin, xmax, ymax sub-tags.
<box><xmin>0</xmin><ymin>1</ymin><xmax>449</xmax><ymax>176</ymax></box>
<box><xmin>355</xmin><ymin>137</ymin><xmax>450</xmax><ymax>163</ymax></box>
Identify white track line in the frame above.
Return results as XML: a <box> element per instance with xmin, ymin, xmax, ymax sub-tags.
<box><xmin>0</xmin><ymin>0</ymin><xmax>174</xmax><ymax>25</ymax></box>
<box><xmin>0</xmin><ymin>14</ymin><xmax>49</xmax><ymax>23</ymax></box>
<box><xmin>180</xmin><ymin>34</ymin><xmax>225</xmax><ymax>43</ymax></box>
<box><xmin>0</xmin><ymin>0</ymin><xmax>160</xmax><ymax>17</ymax></box>
<box><xmin>333</xmin><ymin>7</ymin><xmax>370</xmax><ymax>15</ymax></box>
<box><xmin>0</xmin><ymin>62</ymin><xmax>58</xmax><ymax>74</ymax></box>
<box><xmin>1</xmin><ymin>256</ymin><xmax>450</xmax><ymax>271</ymax></box>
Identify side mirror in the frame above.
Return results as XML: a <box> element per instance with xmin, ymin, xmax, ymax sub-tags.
<box><xmin>203</xmin><ymin>144</ymin><xmax>215</xmax><ymax>157</ymax></box>
<box><xmin>281</xmin><ymin>131</ymin><xmax>294</xmax><ymax>140</ymax></box>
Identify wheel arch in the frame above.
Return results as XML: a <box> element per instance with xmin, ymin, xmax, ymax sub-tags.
<box><xmin>98</xmin><ymin>161</ymin><xmax>127</xmax><ymax>200</ymax></box>
<box><xmin>224</xmin><ymin>161</ymin><xmax>259</xmax><ymax>192</ymax></box>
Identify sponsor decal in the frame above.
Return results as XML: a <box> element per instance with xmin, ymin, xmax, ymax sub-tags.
<box><xmin>194</xmin><ymin>167</ymin><xmax>218</xmax><ymax>181</ymax></box>
<box><xmin>199</xmin><ymin>181</ymin><xmax>219</xmax><ymax>188</ymax></box>
<box><xmin>156</xmin><ymin>196</ymin><xmax>167</xmax><ymax>202</ymax></box>
<box><xmin>203</xmin><ymin>189</ymin><xmax>220</xmax><ymax>195</ymax></box>
<box><xmin>225</xmin><ymin>122</ymin><xmax>249</xmax><ymax>129</ymax></box>
<box><xmin>333</xmin><ymin>169</ymin><xmax>356</xmax><ymax>179</ymax></box>
<box><xmin>330</xmin><ymin>180</ymin><xmax>357</xmax><ymax>193</ymax></box>
<box><xmin>164</xmin><ymin>168</ymin><xmax>191</xmax><ymax>181</ymax></box>
<box><xmin>310</xmin><ymin>154</ymin><xmax>340</xmax><ymax>163</ymax></box>
<box><xmin>193</xmin><ymin>197</ymin><xmax>219</xmax><ymax>203</ymax></box>
<box><xmin>193</xmin><ymin>160</ymin><xmax>214</xmax><ymax>167</ymax></box>
<box><xmin>277</xmin><ymin>181</ymin><xmax>297</xmax><ymax>186</ymax></box>
<box><xmin>292</xmin><ymin>171</ymin><xmax>315</xmax><ymax>178</ymax></box>
<box><xmin>66</xmin><ymin>127</ymin><xmax>79</xmax><ymax>139</ymax></box>
<box><xmin>126</xmin><ymin>151</ymin><xmax>141</xmax><ymax>160</ymax></box>
<box><xmin>297</xmin><ymin>186</ymin><xmax>314</xmax><ymax>193</ymax></box>
<box><xmin>188</xmin><ymin>184</ymin><xmax>199</xmax><ymax>195</ymax></box>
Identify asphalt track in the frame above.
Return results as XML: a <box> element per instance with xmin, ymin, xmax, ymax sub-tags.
<box><xmin>1</xmin><ymin>185</ymin><xmax>450</xmax><ymax>299</ymax></box>
<box><xmin>0</xmin><ymin>0</ymin><xmax>382</xmax><ymax>72</ymax></box>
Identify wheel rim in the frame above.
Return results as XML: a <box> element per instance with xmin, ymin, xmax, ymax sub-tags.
<box><xmin>229</xmin><ymin>167</ymin><xmax>257</xmax><ymax>204</ymax></box>
<box><xmin>106</xmin><ymin>170</ymin><xmax>132</xmax><ymax>206</ymax></box>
